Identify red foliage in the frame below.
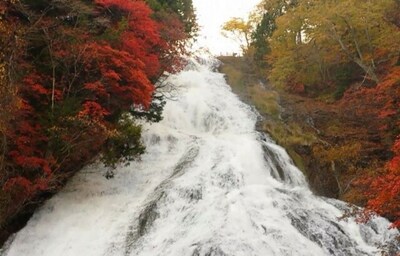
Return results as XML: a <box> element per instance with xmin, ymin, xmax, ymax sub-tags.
<box><xmin>3</xmin><ymin>177</ymin><xmax>34</xmax><ymax>197</ymax></box>
<box><xmin>362</xmin><ymin>137</ymin><xmax>400</xmax><ymax>228</ymax></box>
<box><xmin>390</xmin><ymin>139</ymin><xmax>400</xmax><ymax>172</ymax></box>
<box><xmin>82</xmin><ymin>42</ymin><xmax>155</xmax><ymax>110</ymax></box>
<box><xmin>95</xmin><ymin>0</ymin><xmax>166</xmax><ymax>78</ymax></box>
<box><xmin>3</xmin><ymin>105</ymin><xmax>54</xmax><ymax>205</ymax></box>
<box><xmin>349</xmin><ymin>67</ymin><xmax>400</xmax><ymax>228</ymax></box>
<box><xmin>3</xmin><ymin>176</ymin><xmax>51</xmax><ymax>197</ymax></box>
<box><xmin>7</xmin><ymin>101</ymin><xmax>49</xmax><ymax>169</ymax></box>
<box><xmin>22</xmin><ymin>73</ymin><xmax>63</xmax><ymax>103</ymax></box>
<box><xmin>375</xmin><ymin>67</ymin><xmax>400</xmax><ymax>123</ymax></box>
<box><xmin>1</xmin><ymin>0</ymin><xmax>191</xmax><ymax>232</ymax></box>
<box><xmin>2</xmin><ymin>0</ymin><xmax>166</xmax><ymax>205</ymax></box>
<box><xmin>154</xmin><ymin>10</ymin><xmax>189</xmax><ymax>73</ymax></box>
<box><xmin>78</xmin><ymin>101</ymin><xmax>110</xmax><ymax>121</ymax></box>
<box><xmin>3</xmin><ymin>175</ymin><xmax>52</xmax><ymax>211</ymax></box>
<box><xmin>84</xmin><ymin>82</ymin><xmax>109</xmax><ymax>98</ymax></box>
<box><xmin>2</xmin><ymin>0</ymin><xmax>165</xmax><ymax>194</ymax></box>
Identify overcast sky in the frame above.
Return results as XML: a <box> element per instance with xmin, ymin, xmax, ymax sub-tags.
<box><xmin>192</xmin><ymin>0</ymin><xmax>260</xmax><ymax>55</ymax></box>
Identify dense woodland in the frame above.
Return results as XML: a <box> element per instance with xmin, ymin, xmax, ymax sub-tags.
<box><xmin>0</xmin><ymin>0</ymin><xmax>196</xmax><ymax>244</ymax></box>
<box><xmin>223</xmin><ymin>0</ymin><xmax>400</xmax><ymax>228</ymax></box>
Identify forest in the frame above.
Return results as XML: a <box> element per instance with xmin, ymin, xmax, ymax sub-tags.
<box><xmin>222</xmin><ymin>0</ymin><xmax>400</xmax><ymax>229</ymax></box>
<box><xmin>0</xmin><ymin>0</ymin><xmax>196</xmax><ymax>244</ymax></box>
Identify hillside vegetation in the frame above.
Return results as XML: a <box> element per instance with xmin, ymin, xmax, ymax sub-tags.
<box><xmin>0</xmin><ymin>0</ymin><xmax>196</xmax><ymax>245</ymax></box>
<box><xmin>221</xmin><ymin>0</ymin><xmax>400</xmax><ymax>228</ymax></box>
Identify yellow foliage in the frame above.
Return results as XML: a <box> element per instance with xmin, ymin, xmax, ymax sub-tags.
<box><xmin>313</xmin><ymin>142</ymin><xmax>362</xmax><ymax>164</ymax></box>
<box><xmin>269</xmin><ymin>0</ymin><xmax>400</xmax><ymax>87</ymax></box>
<box><xmin>221</xmin><ymin>17</ymin><xmax>254</xmax><ymax>52</ymax></box>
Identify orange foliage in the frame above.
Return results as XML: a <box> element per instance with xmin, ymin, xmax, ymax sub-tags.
<box><xmin>349</xmin><ymin>66</ymin><xmax>400</xmax><ymax>227</ymax></box>
<box><xmin>82</xmin><ymin>42</ymin><xmax>154</xmax><ymax>110</ymax></box>
<box><xmin>361</xmin><ymin>137</ymin><xmax>400</xmax><ymax>228</ymax></box>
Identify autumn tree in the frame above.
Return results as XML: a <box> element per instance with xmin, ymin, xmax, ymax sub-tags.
<box><xmin>222</xmin><ymin>17</ymin><xmax>254</xmax><ymax>53</ymax></box>
<box><xmin>146</xmin><ymin>0</ymin><xmax>198</xmax><ymax>38</ymax></box>
<box><xmin>355</xmin><ymin>136</ymin><xmax>400</xmax><ymax>228</ymax></box>
<box><xmin>248</xmin><ymin>0</ymin><xmax>400</xmax><ymax>228</ymax></box>
<box><xmin>344</xmin><ymin>66</ymin><xmax>400</xmax><ymax>227</ymax></box>
<box><xmin>269</xmin><ymin>0</ymin><xmax>400</xmax><ymax>88</ymax></box>
<box><xmin>365</xmin><ymin>138</ymin><xmax>400</xmax><ymax>228</ymax></box>
<box><xmin>0</xmin><ymin>0</ymin><xmax>195</xmax><ymax>244</ymax></box>
<box><xmin>250</xmin><ymin>0</ymin><xmax>297</xmax><ymax>64</ymax></box>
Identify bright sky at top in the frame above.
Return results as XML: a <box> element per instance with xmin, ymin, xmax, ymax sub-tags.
<box><xmin>192</xmin><ymin>0</ymin><xmax>260</xmax><ymax>56</ymax></box>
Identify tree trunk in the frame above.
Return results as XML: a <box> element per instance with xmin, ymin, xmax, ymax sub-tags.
<box><xmin>331</xmin><ymin>24</ymin><xmax>379</xmax><ymax>85</ymax></box>
<box><xmin>331</xmin><ymin>161</ymin><xmax>343</xmax><ymax>196</ymax></box>
<box><xmin>353</xmin><ymin>58</ymin><xmax>379</xmax><ymax>84</ymax></box>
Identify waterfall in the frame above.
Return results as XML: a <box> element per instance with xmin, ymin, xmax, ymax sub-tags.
<box><xmin>2</xmin><ymin>54</ymin><xmax>398</xmax><ymax>256</ymax></box>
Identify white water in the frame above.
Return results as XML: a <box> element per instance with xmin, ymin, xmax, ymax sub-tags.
<box><xmin>1</xmin><ymin>55</ymin><xmax>399</xmax><ymax>256</ymax></box>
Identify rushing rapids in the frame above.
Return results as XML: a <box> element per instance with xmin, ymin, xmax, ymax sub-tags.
<box><xmin>1</xmin><ymin>54</ymin><xmax>399</xmax><ymax>256</ymax></box>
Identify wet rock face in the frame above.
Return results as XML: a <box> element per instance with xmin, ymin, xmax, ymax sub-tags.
<box><xmin>293</xmin><ymin>144</ymin><xmax>311</xmax><ymax>156</ymax></box>
<box><xmin>137</xmin><ymin>195</ymin><xmax>163</xmax><ymax>237</ymax></box>
<box><xmin>288</xmin><ymin>211</ymin><xmax>366</xmax><ymax>256</ymax></box>
<box><xmin>304</xmin><ymin>160</ymin><xmax>340</xmax><ymax>199</ymax></box>
<box><xmin>262</xmin><ymin>144</ymin><xmax>286</xmax><ymax>181</ymax></box>
<box><xmin>192</xmin><ymin>246</ymin><xmax>228</xmax><ymax>256</ymax></box>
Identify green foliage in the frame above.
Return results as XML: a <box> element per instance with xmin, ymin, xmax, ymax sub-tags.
<box><xmin>250</xmin><ymin>0</ymin><xmax>298</xmax><ymax>64</ymax></box>
<box><xmin>333</xmin><ymin>65</ymin><xmax>356</xmax><ymax>100</ymax></box>
<box><xmin>146</xmin><ymin>0</ymin><xmax>198</xmax><ymax>37</ymax></box>
<box><xmin>146</xmin><ymin>0</ymin><xmax>163</xmax><ymax>11</ymax></box>
<box><xmin>101</xmin><ymin>113</ymin><xmax>145</xmax><ymax>169</ymax></box>
<box><xmin>98</xmin><ymin>18</ymin><xmax>129</xmax><ymax>42</ymax></box>
<box><xmin>251</xmin><ymin>13</ymin><xmax>275</xmax><ymax>65</ymax></box>
<box><xmin>131</xmin><ymin>94</ymin><xmax>166</xmax><ymax>123</ymax></box>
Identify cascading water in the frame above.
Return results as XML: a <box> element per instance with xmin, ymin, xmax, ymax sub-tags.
<box><xmin>1</xmin><ymin>53</ymin><xmax>398</xmax><ymax>256</ymax></box>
